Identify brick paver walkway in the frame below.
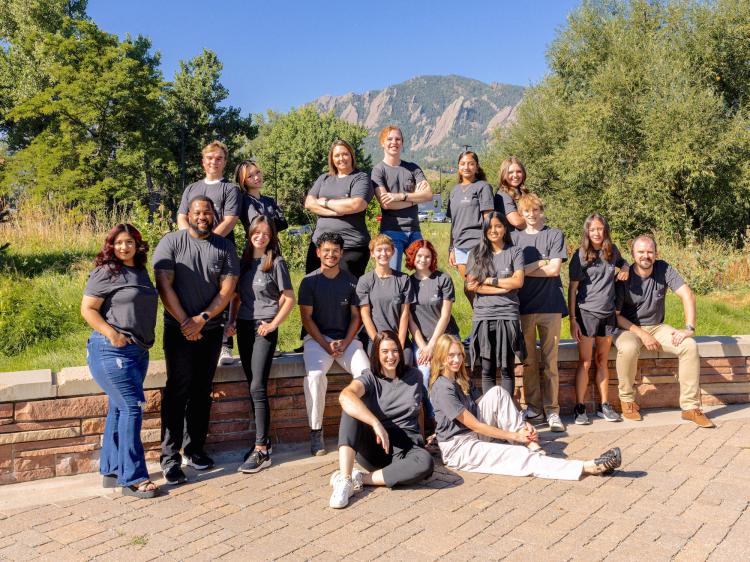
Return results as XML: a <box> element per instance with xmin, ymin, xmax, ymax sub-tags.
<box><xmin>1</xmin><ymin>408</ymin><xmax>749</xmax><ymax>561</ymax></box>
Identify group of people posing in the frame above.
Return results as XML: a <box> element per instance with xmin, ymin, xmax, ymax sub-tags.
<box><xmin>81</xmin><ymin>126</ymin><xmax>712</xmax><ymax>506</ymax></box>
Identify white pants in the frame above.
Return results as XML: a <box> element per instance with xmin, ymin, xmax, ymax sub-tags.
<box><xmin>303</xmin><ymin>336</ymin><xmax>370</xmax><ymax>430</ymax></box>
<box><xmin>438</xmin><ymin>387</ymin><xmax>584</xmax><ymax>480</ymax></box>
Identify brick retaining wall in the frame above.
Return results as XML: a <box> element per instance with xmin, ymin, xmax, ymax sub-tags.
<box><xmin>1</xmin><ymin>336</ymin><xmax>748</xmax><ymax>485</ymax></box>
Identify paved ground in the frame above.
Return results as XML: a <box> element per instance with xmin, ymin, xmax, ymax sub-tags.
<box><xmin>1</xmin><ymin>404</ymin><xmax>750</xmax><ymax>562</ymax></box>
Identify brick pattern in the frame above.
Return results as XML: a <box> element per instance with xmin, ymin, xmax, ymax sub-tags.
<box><xmin>1</xmin><ymin>355</ymin><xmax>749</xmax><ymax>485</ymax></box>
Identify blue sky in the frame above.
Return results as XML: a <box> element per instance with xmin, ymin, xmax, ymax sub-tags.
<box><xmin>88</xmin><ymin>0</ymin><xmax>581</xmax><ymax>115</ymax></box>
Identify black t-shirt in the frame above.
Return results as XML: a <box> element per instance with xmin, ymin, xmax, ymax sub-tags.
<box><xmin>616</xmin><ymin>261</ymin><xmax>685</xmax><ymax>326</ymax></box>
<box><xmin>429</xmin><ymin>375</ymin><xmax>482</xmax><ymax>442</ymax></box>
<box><xmin>359</xmin><ymin>367</ymin><xmax>423</xmax><ymax>441</ymax></box>
<box><xmin>510</xmin><ymin>226</ymin><xmax>568</xmax><ymax>316</ymax></box>
<box><xmin>239</xmin><ymin>192</ymin><xmax>287</xmax><ymax>234</ymax></box>
<box><xmin>84</xmin><ymin>265</ymin><xmax>158</xmax><ymax>349</ymax></box>
<box><xmin>298</xmin><ymin>269</ymin><xmax>359</xmax><ymax>340</ymax></box>
<box><xmin>447</xmin><ymin>181</ymin><xmax>494</xmax><ymax>249</ymax></box>
<box><xmin>152</xmin><ymin>230</ymin><xmax>240</xmax><ymax>329</ymax></box>
<box><xmin>309</xmin><ymin>172</ymin><xmax>374</xmax><ymax>248</ymax></box>
<box><xmin>178</xmin><ymin>178</ymin><xmax>242</xmax><ymax>245</ymax></box>
<box><xmin>467</xmin><ymin>246</ymin><xmax>525</xmax><ymax>321</ymax></box>
<box><xmin>371</xmin><ymin>160</ymin><xmax>426</xmax><ymax>232</ymax></box>
<box><xmin>409</xmin><ymin>271</ymin><xmax>460</xmax><ymax>341</ymax></box>
<box><xmin>356</xmin><ymin>270</ymin><xmax>415</xmax><ymax>335</ymax></box>
<box><xmin>236</xmin><ymin>256</ymin><xmax>293</xmax><ymax>322</ymax></box>
<box><xmin>569</xmin><ymin>245</ymin><xmax>627</xmax><ymax>318</ymax></box>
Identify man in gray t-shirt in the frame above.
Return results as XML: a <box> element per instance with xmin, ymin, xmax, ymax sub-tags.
<box><xmin>153</xmin><ymin>196</ymin><xmax>240</xmax><ymax>482</ymax></box>
<box><xmin>612</xmin><ymin>235</ymin><xmax>713</xmax><ymax>428</ymax></box>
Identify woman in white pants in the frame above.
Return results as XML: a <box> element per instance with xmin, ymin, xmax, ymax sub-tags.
<box><xmin>428</xmin><ymin>334</ymin><xmax>622</xmax><ymax>479</ymax></box>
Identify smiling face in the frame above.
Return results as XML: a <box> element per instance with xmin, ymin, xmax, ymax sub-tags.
<box><xmin>414</xmin><ymin>247</ymin><xmax>433</xmax><ymax>273</ymax></box>
<box><xmin>632</xmin><ymin>238</ymin><xmax>657</xmax><ymax>270</ymax></box>
<box><xmin>372</xmin><ymin>243</ymin><xmax>394</xmax><ymax>267</ymax></box>
<box><xmin>249</xmin><ymin>222</ymin><xmax>271</xmax><ymax>252</ymax></box>
<box><xmin>202</xmin><ymin>149</ymin><xmax>226</xmax><ymax>180</ymax></box>
<box><xmin>382</xmin><ymin>128</ymin><xmax>403</xmax><ymax>158</ymax></box>
<box><xmin>378</xmin><ymin>338</ymin><xmax>401</xmax><ymax>376</ymax></box>
<box><xmin>458</xmin><ymin>154</ymin><xmax>478</xmax><ymax>183</ymax></box>
<box><xmin>188</xmin><ymin>200</ymin><xmax>215</xmax><ymax>236</ymax></box>
<box><xmin>332</xmin><ymin>145</ymin><xmax>354</xmax><ymax>175</ymax></box>
<box><xmin>113</xmin><ymin>231</ymin><xmax>137</xmax><ymax>266</ymax></box>
<box><xmin>244</xmin><ymin>164</ymin><xmax>263</xmax><ymax>191</ymax></box>
<box><xmin>506</xmin><ymin>163</ymin><xmax>524</xmax><ymax>188</ymax></box>
<box><xmin>521</xmin><ymin>204</ymin><xmax>544</xmax><ymax>228</ymax></box>
<box><xmin>316</xmin><ymin>241</ymin><xmax>342</xmax><ymax>269</ymax></box>
<box><xmin>587</xmin><ymin>219</ymin><xmax>605</xmax><ymax>248</ymax></box>
<box><xmin>444</xmin><ymin>343</ymin><xmax>464</xmax><ymax>375</ymax></box>
<box><xmin>486</xmin><ymin>216</ymin><xmax>506</xmax><ymax>247</ymax></box>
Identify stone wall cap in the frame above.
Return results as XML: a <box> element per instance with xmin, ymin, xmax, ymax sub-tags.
<box><xmin>56</xmin><ymin>366</ymin><xmax>101</xmax><ymax>397</ymax></box>
<box><xmin>0</xmin><ymin>370</ymin><xmax>55</xmax><ymax>402</ymax></box>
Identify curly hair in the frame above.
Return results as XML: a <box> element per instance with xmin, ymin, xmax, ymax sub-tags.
<box><xmin>94</xmin><ymin>224</ymin><xmax>148</xmax><ymax>275</ymax></box>
<box><xmin>404</xmin><ymin>239</ymin><xmax>437</xmax><ymax>272</ymax></box>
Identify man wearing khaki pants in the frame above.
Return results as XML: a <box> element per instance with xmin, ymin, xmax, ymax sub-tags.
<box><xmin>511</xmin><ymin>194</ymin><xmax>568</xmax><ymax>432</ymax></box>
<box><xmin>613</xmin><ymin>235</ymin><xmax>714</xmax><ymax>428</ymax></box>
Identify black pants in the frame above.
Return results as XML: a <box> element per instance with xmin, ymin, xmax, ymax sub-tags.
<box><xmin>305</xmin><ymin>241</ymin><xmax>369</xmax><ymax>277</ymax></box>
<box><xmin>481</xmin><ymin>324</ymin><xmax>515</xmax><ymax>396</ymax></box>
<box><xmin>161</xmin><ymin>324</ymin><xmax>223</xmax><ymax>469</ymax></box>
<box><xmin>236</xmin><ymin>319</ymin><xmax>278</xmax><ymax>446</ymax></box>
<box><xmin>337</xmin><ymin>412</ymin><xmax>433</xmax><ymax>488</ymax></box>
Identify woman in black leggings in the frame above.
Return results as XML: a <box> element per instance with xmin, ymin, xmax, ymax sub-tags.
<box><xmin>225</xmin><ymin>215</ymin><xmax>296</xmax><ymax>473</ymax></box>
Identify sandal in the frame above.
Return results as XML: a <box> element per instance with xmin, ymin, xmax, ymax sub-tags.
<box><xmin>122</xmin><ymin>480</ymin><xmax>159</xmax><ymax>499</ymax></box>
<box><xmin>593</xmin><ymin>447</ymin><xmax>622</xmax><ymax>475</ymax></box>
<box><xmin>527</xmin><ymin>442</ymin><xmax>546</xmax><ymax>455</ymax></box>
<box><xmin>102</xmin><ymin>474</ymin><xmax>117</xmax><ymax>488</ymax></box>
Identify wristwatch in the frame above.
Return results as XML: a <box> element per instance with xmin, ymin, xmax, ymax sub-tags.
<box><xmin>492</xmin><ymin>277</ymin><xmax>498</xmax><ymax>286</ymax></box>
<box><xmin>685</xmin><ymin>323</ymin><xmax>695</xmax><ymax>332</ymax></box>
<box><xmin>200</xmin><ymin>312</ymin><xmax>210</xmax><ymax>322</ymax></box>
<box><xmin>402</xmin><ymin>192</ymin><xmax>408</xmax><ymax>202</ymax></box>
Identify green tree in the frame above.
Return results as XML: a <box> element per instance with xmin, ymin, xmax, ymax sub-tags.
<box><xmin>488</xmin><ymin>0</ymin><xmax>750</xmax><ymax>243</ymax></box>
<box><xmin>249</xmin><ymin>106</ymin><xmax>371</xmax><ymax>224</ymax></box>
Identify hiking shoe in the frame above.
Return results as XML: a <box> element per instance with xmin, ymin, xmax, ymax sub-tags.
<box><xmin>329</xmin><ymin>468</ymin><xmax>363</xmax><ymax>492</ymax></box>
<box><xmin>310</xmin><ymin>429</ymin><xmax>326</xmax><ymax>456</ymax></box>
<box><xmin>547</xmin><ymin>412</ymin><xmax>566</xmax><ymax>432</ymax></box>
<box><xmin>183</xmin><ymin>452</ymin><xmax>214</xmax><ymax>470</ymax></box>
<box><xmin>573</xmin><ymin>403</ymin><xmax>590</xmax><ymax>425</ymax></box>
<box><xmin>238</xmin><ymin>448</ymin><xmax>272</xmax><ymax>474</ymax></box>
<box><xmin>329</xmin><ymin>473</ymin><xmax>355</xmax><ymax>509</ymax></box>
<box><xmin>621</xmin><ymin>401</ymin><xmax>642</xmax><ymax>421</ymax></box>
<box><xmin>594</xmin><ymin>447</ymin><xmax>622</xmax><ymax>476</ymax></box>
<box><xmin>597</xmin><ymin>403</ymin><xmax>622</xmax><ymax>422</ymax></box>
<box><xmin>681</xmin><ymin>408</ymin><xmax>716</xmax><ymax>428</ymax></box>
<box><xmin>218</xmin><ymin>346</ymin><xmax>234</xmax><ymax>365</ymax></box>
<box><xmin>162</xmin><ymin>465</ymin><xmax>187</xmax><ymax>486</ymax></box>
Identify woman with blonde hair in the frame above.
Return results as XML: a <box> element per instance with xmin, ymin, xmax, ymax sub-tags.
<box><xmin>494</xmin><ymin>156</ymin><xmax>528</xmax><ymax>230</ymax></box>
<box><xmin>428</xmin><ymin>334</ymin><xmax>622</xmax><ymax>479</ymax></box>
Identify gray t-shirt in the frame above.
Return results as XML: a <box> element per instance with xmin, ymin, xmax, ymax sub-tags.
<box><xmin>616</xmin><ymin>261</ymin><xmax>685</xmax><ymax>326</ymax></box>
<box><xmin>298</xmin><ymin>269</ymin><xmax>359</xmax><ymax>340</ymax></box>
<box><xmin>309</xmin><ymin>171</ymin><xmax>374</xmax><ymax>248</ymax></box>
<box><xmin>494</xmin><ymin>190</ymin><xmax>519</xmax><ymax>222</ymax></box>
<box><xmin>569</xmin><ymin>245</ymin><xmax>627</xmax><ymax>318</ymax></box>
<box><xmin>236</xmin><ymin>256</ymin><xmax>293</xmax><ymax>322</ymax></box>
<box><xmin>84</xmin><ymin>265</ymin><xmax>158</xmax><ymax>349</ymax></box>
<box><xmin>447</xmin><ymin>181</ymin><xmax>495</xmax><ymax>250</ymax></box>
<box><xmin>511</xmin><ymin>226</ymin><xmax>568</xmax><ymax>316</ymax></box>
<box><xmin>371</xmin><ymin>160</ymin><xmax>426</xmax><ymax>232</ymax></box>
<box><xmin>467</xmin><ymin>246</ymin><xmax>525</xmax><ymax>321</ymax></box>
<box><xmin>178</xmin><ymin>178</ymin><xmax>242</xmax><ymax>244</ymax></box>
<box><xmin>359</xmin><ymin>367</ymin><xmax>423</xmax><ymax>441</ymax></box>
<box><xmin>152</xmin><ymin>230</ymin><xmax>240</xmax><ymax>329</ymax></box>
<box><xmin>409</xmin><ymin>272</ymin><xmax>460</xmax><ymax>341</ymax></box>
<box><xmin>239</xmin><ymin>192</ymin><xmax>287</xmax><ymax>234</ymax></box>
<box><xmin>356</xmin><ymin>270</ymin><xmax>415</xmax><ymax>335</ymax></box>
<box><xmin>430</xmin><ymin>375</ymin><xmax>482</xmax><ymax>442</ymax></box>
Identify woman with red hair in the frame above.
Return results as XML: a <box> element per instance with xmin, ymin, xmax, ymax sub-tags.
<box><xmin>405</xmin><ymin>239</ymin><xmax>460</xmax><ymax>435</ymax></box>
<box><xmin>80</xmin><ymin>224</ymin><xmax>159</xmax><ymax>498</ymax></box>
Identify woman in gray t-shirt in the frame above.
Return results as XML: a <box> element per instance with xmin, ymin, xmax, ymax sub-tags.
<box><xmin>81</xmin><ymin>224</ymin><xmax>159</xmax><ymax>498</ymax></box>
<box><xmin>493</xmin><ymin>156</ymin><xmax>529</xmax><ymax>231</ymax></box>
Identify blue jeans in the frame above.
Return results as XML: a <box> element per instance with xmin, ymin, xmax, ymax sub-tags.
<box><xmin>86</xmin><ymin>331</ymin><xmax>150</xmax><ymax>486</ymax></box>
<box><xmin>412</xmin><ymin>343</ymin><xmax>435</xmax><ymax>419</ymax></box>
<box><xmin>382</xmin><ymin>230</ymin><xmax>423</xmax><ymax>271</ymax></box>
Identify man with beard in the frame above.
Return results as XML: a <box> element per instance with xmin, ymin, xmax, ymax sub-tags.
<box><xmin>153</xmin><ymin>196</ymin><xmax>240</xmax><ymax>484</ymax></box>
<box><xmin>613</xmin><ymin>234</ymin><xmax>714</xmax><ymax>428</ymax></box>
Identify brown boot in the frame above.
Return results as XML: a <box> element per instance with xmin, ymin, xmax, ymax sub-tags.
<box><xmin>681</xmin><ymin>408</ymin><xmax>716</xmax><ymax>428</ymax></box>
<box><xmin>621</xmin><ymin>401</ymin><xmax>642</xmax><ymax>421</ymax></box>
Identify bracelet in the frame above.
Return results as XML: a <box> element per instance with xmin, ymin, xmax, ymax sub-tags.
<box><xmin>323</xmin><ymin>198</ymin><xmax>329</xmax><ymax>208</ymax></box>
<box><xmin>402</xmin><ymin>193</ymin><xmax>408</xmax><ymax>202</ymax></box>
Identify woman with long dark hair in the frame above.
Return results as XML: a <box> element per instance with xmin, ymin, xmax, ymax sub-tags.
<box><xmin>81</xmin><ymin>224</ymin><xmax>159</xmax><ymax>498</ymax></box>
<box><xmin>465</xmin><ymin>212</ymin><xmax>526</xmax><ymax>395</ymax></box>
<box><xmin>234</xmin><ymin>159</ymin><xmax>288</xmax><ymax>235</ymax></box>
<box><xmin>568</xmin><ymin>213</ymin><xmax>629</xmax><ymax>425</ymax></box>
<box><xmin>329</xmin><ymin>330</ymin><xmax>434</xmax><ymax>509</ymax></box>
<box><xmin>494</xmin><ymin>156</ymin><xmax>528</xmax><ymax>230</ymax></box>
<box><xmin>447</xmin><ymin>151</ymin><xmax>494</xmax><ymax>301</ymax></box>
<box><xmin>429</xmin><ymin>335</ymin><xmax>622</xmax><ymax>479</ymax></box>
<box><xmin>225</xmin><ymin>215</ymin><xmax>295</xmax><ymax>473</ymax></box>
<box><xmin>304</xmin><ymin>139</ymin><xmax>374</xmax><ymax>277</ymax></box>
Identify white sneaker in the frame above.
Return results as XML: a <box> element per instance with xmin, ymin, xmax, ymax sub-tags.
<box><xmin>329</xmin><ymin>468</ymin><xmax>363</xmax><ymax>492</ymax></box>
<box><xmin>329</xmin><ymin>473</ymin><xmax>354</xmax><ymax>509</ymax></box>
<box><xmin>547</xmin><ymin>412</ymin><xmax>566</xmax><ymax>432</ymax></box>
<box><xmin>218</xmin><ymin>346</ymin><xmax>233</xmax><ymax>366</ymax></box>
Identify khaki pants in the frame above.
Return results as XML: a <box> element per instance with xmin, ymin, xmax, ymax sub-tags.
<box><xmin>612</xmin><ymin>324</ymin><xmax>701</xmax><ymax>410</ymax></box>
<box><xmin>521</xmin><ymin>313</ymin><xmax>562</xmax><ymax>415</ymax></box>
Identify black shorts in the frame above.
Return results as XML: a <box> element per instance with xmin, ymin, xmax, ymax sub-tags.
<box><xmin>575</xmin><ymin>308</ymin><xmax>617</xmax><ymax>338</ymax></box>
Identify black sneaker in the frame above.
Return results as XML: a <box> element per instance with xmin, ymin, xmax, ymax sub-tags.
<box><xmin>183</xmin><ymin>452</ymin><xmax>214</xmax><ymax>470</ymax></box>
<box><xmin>594</xmin><ymin>447</ymin><xmax>622</xmax><ymax>476</ymax></box>
<box><xmin>310</xmin><ymin>429</ymin><xmax>326</xmax><ymax>456</ymax></box>
<box><xmin>238</xmin><ymin>448</ymin><xmax>272</xmax><ymax>474</ymax></box>
<box><xmin>573</xmin><ymin>403</ymin><xmax>590</xmax><ymax>425</ymax></box>
<box><xmin>163</xmin><ymin>465</ymin><xmax>187</xmax><ymax>485</ymax></box>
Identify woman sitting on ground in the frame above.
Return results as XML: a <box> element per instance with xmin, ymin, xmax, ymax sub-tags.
<box><xmin>329</xmin><ymin>330</ymin><xmax>434</xmax><ymax>509</ymax></box>
<box><xmin>429</xmin><ymin>334</ymin><xmax>622</xmax><ymax>480</ymax></box>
